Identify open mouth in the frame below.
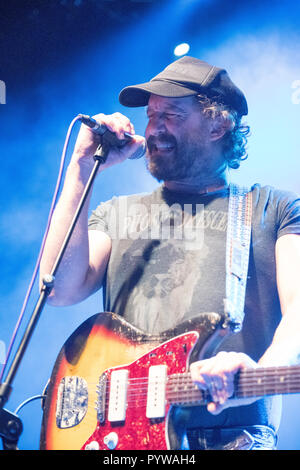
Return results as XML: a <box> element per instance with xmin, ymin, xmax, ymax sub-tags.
<box><xmin>151</xmin><ymin>143</ymin><xmax>175</xmax><ymax>153</ymax></box>
<box><xmin>147</xmin><ymin>136</ymin><xmax>176</xmax><ymax>155</ymax></box>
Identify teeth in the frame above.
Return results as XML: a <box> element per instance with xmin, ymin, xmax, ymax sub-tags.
<box><xmin>156</xmin><ymin>144</ymin><xmax>173</xmax><ymax>150</ymax></box>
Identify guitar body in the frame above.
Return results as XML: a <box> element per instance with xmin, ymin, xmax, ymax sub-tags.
<box><xmin>40</xmin><ymin>311</ymin><xmax>227</xmax><ymax>450</ymax></box>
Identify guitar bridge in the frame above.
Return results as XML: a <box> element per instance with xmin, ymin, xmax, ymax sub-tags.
<box><xmin>56</xmin><ymin>376</ymin><xmax>88</xmax><ymax>429</ymax></box>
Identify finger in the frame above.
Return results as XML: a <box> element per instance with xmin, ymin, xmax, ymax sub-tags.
<box><xmin>206</xmin><ymin>377</ymin><xmax>228</xmax><ymax>414</ymax></box>
<box><xmin>106</xmin><ymin>113</ymin><xmax>134</xmax><ymax>139</ymax></box>
<box><xmin>190</xmin><ymin>357</ymin><xmax>238</xmax><ymax>403</ymax></box>
<box><xmin>89</xmin><ymin>112</ymin><xmax>133</xmax><ymax>140</ymax></box>
<box><xmin>207</xmin><ymin>401</ymin><xmax>225</xmax><ymax>415</ymax></box>
<box><xmin>191</xmin><ymin>360</ymin><xmax>231</xmax><ymax>405</ymax></box>
<box><xmin>209</xmin><ymin>377</ymin><xmax>231</xmax><ymax>406</ymax></box>
<box><xmin>190</xmin><ymin>361</ymin><xmax>211</xmax><ymax>390</ymax></box>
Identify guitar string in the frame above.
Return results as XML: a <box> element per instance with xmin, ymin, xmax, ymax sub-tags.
<box><xmin>81</xmin><ymin>383</ymin><xmax>300</xmax><ymax>421</ymax></box>
<box><xmin>56</xmin><ymin>368</ymin><xmax>300</xmax><ymax>420</ymax></box>
<box><xmin>58</xmin><ymin>372</ymin><xmax>300</xmax><ymax>428</ymax></box>
<box><xmin>64</xmin><ymin>374</ymin><xmax>300</xmax><ymax>420</ymax></box>
<box><xmin>108</xmin><ymin>376</ymin><xmax>300</xmax><ymax>402</ymax></box>
<box><xmin>110</xmin><ymin>376</ymin><xmax>300</xmax><ymax>396</ymax></box>
<box><xmin>58</xmin><ymin>369</ymin><xmax>300</xmax><ymax>400</ymax></box>
<box><xmin>68</xmin><ymin>383</ymin><xmax>300</xmax><ymax>429</ymax></box>
<box><xmin>62</xmin><ymin>367</ymin><xmax>300</xmax><ymax>390</ymax></box>
<box><xmin>99</xmin><ymin>384</ymin><xmax>298</xmax><ymax>412</ymax></box>
<box><xmin>62</xmin><ymin>366</ymin><xmax>300</xmax><ymax>387</ymax></box>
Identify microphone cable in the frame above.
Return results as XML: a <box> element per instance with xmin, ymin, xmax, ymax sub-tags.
<box><xmin>0</xmin><ymin>115</ymin><xmax>82</xmax><ymax>383</ymax></box>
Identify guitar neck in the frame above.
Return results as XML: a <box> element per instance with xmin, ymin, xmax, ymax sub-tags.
<box><xmin>167</xmin><ymin>365</ymin><xmax>300</xmax><ymax>406</ymax></box>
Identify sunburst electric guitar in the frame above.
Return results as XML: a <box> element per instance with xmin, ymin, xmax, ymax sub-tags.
<box><xmin>40</xmin><ymin>311</ymin><xmax>300</xmax><ymax>450</ymax></box>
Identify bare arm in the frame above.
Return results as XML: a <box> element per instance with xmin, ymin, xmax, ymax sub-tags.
<box><xmin>190</xmin><ymin>233</ymin><xmax>300</xmax><ymax>414</ymax></box>
<box><xmin>39</xmin><ymin>112</ymin><xmax>144</xmax><ymax>306</ymax></box>
<box><xmin>259</xmin><ymin>233</ymin><xmax>300</xmax><ymax>366</ymax></box>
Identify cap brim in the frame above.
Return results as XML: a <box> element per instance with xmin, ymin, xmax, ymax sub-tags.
<box><xmin>119</xmin><ymin>80</ymin><xmax>198</xmax><ymax>107</ymax></box>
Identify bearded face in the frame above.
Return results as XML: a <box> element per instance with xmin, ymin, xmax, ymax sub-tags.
<box><xmin>144</xmin><ymin>95</ymin><xmax>225</xmax><ymax>184</ymax></box>
<box><xmin>146</xmin><ymin>129</ymin><xmax>210</xmax><ymax>182</ymax></box>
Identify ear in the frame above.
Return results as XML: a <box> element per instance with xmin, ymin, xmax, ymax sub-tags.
<box><xmin>209</xmin><ymin>112</ymin><xmax>235</xmax><ymax>142</ymax></box>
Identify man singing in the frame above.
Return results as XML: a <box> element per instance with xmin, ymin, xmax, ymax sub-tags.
<box><xmin>40</xmin><ymin>56</ymin><xmax>300</xmax><ymax>450</ymax></box>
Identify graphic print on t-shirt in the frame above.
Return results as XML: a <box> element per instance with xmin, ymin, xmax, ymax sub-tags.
<box><xmin>108</xmin><ymin>200</ymin><xmax>228</xmax><ymax>334</ymax></box>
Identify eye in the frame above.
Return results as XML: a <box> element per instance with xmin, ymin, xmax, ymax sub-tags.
<box><xmin>165</xmin><ymin>113</ymin><xmax>178</xmax><ymax>119</ymax></box>
<box><xmin>165</xmin><ymin>112</ymin><xmax>186</xmax><ymax>121</ymax></box>
<box><xmin>146</xmin><ymin>111</ymin><xmax>183</xmax><ymax>122</ymax></box>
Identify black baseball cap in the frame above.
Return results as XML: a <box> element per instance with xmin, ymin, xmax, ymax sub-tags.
<box><xmin>119</xmin><ymin>56</ymin><xmax>248</xmax><ymax>116</ymax></box>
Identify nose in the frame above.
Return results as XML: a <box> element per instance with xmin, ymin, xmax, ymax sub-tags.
<box><xmin>146</xmin><ymin>114</ymin><xmax>167</xmax><ymax>137</ymax></box>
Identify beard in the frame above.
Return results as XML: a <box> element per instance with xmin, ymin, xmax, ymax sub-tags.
<box><xmin>145</xmin><ymin>132</ymin><xmax>209</xmax><ymax>182</ymax></box>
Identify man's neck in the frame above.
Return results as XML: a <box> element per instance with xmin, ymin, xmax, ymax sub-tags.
<box><xmin>163</xmin><ymin>174</ymin><xmax>229</xmax><ymax>195</ymax></box>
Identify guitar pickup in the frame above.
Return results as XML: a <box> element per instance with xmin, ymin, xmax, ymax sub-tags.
<box><xmin>108</xmin><ymin>369</ymin><xmax>129</xmax><ymax>422</ymax></box>
<box><xmin>146</xmin><ymin>365</ymin><xmax>167</xmax><ymax>419</ymax></box>
<box><xmin>96</xmin><ymin>372</ymin><xmax>108</xmax><ymax>423</ymax></box>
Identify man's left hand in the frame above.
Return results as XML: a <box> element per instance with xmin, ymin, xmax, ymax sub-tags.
<box><xmin>190</xmin><ymin>351</ymin><xmax>259</xmax><ymax>414</ymax></box>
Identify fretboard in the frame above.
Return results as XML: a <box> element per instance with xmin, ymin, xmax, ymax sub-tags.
<box><xmin>166</xmin><ymin>365</ymin><xmax>300</xmax><ymax>406</ymax></box>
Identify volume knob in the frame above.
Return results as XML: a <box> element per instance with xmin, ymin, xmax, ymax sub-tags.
<box><xmin>85</xmin><ymin>440</ymin><xmax>100</xmax><ymax>450</ymax></box>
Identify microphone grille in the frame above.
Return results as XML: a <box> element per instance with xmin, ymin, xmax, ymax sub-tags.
<box><xmin>128</xmin><ymin>139</ymin><xmax>147</xmax><ymax>160</ymax></box>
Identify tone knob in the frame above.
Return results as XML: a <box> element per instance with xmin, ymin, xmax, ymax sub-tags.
<box><xmin>104</xmin><ymin>432</ymin><xmax>118</xmax><ymax>449</ymax></box>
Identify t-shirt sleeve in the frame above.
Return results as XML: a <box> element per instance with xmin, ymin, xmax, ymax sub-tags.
<box><xmin>88</xmin><ymin>192</ymin><xmax>147</xmax><ymax>239</ymax></box>
<box><xmin>276</xmin><ymin>190</ymin><xmax>300</xmax><ymax>238</ymax></box>
<box><xmin>88</xmin><ymin>198</ymin><xmax>114</xmax><ymax>235</ymax></box>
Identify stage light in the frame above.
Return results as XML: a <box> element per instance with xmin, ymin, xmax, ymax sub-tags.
<box><xmin>174</xmin><ymin>42</ymin><xmax>190</xmax><ymax>56</ymax></box>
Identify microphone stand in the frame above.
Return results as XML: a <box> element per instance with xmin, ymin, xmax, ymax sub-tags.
<box><xmin>0</xmin><ymin>140</ymin><xmax>109</xmax><ymax>450</ymax></box>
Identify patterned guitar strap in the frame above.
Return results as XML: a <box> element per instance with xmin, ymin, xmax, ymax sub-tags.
<box><xmin>224</xmin><ymin>183</ymin><xmax>252</xmax><ymax>332</ymax></box>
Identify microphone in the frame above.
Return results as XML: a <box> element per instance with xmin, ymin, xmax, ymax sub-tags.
<box><xmin>78</xmin><ymin>114</ymin><xmax>146</xmax><ymax>160</ymax></box>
